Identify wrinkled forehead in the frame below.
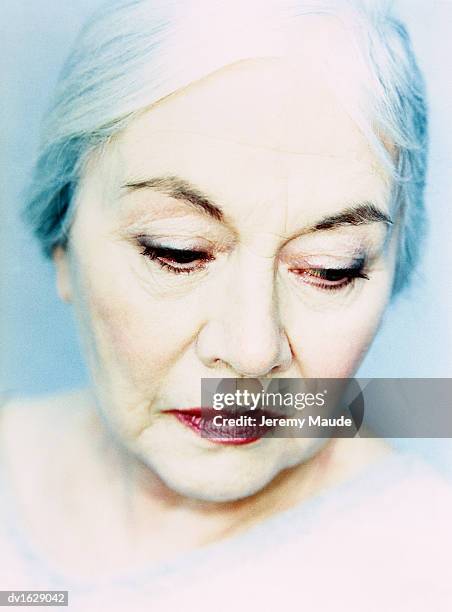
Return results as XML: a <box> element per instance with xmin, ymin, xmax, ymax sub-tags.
<box><xmin>127</xmin><ymin>56</ymin><xmax>375</xmax><ymax>158</ymax></box>
<box><xmin>107</xmin><ymin>54</ymin><xmax>391</xmax><ymax>201</ymax></box>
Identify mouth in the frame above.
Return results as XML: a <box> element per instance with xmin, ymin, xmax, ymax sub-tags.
<box><xmin>164</xmin><ymin>408</ymin><xmax>276</xmax><ymax>445</ymax></box>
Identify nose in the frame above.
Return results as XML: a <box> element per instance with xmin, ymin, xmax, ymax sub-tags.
<box><xmin>195</xmin><ymin>254</ymin><xmax>292</xmax><ymax>377</ymax></box>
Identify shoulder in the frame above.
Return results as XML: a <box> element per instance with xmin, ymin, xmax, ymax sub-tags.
<box><xmin>0</xmin><ymin>387</ymin><xmax>93</xmax><ymax>421</ymax></box>
<box><xmin>0</xmin><ymin>389</ymin><xmax>108</xmax><ymax>578</ymax></box>
<box><xmin>0</xmin><ymin>388</ymin><xmax>97</xmax><ymax>449</ymax></box>
<box><xmin>0</xmin><ymin>390</ymin><xmax>93</xmax><ymax>584</ymax></box>
<box><xmin>0</xmin><ymin>388</ymin><xmax>100</xmax><ymax>510</ymax></box>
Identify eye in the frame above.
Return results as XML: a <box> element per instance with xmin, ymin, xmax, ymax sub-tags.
<box><xmin>289</xmin><ymin>266</ymin><xmax>369</xmax><ymax>291</ymax></box>
<box><xmin>139</xmin><ymin>241</ymin><xmax>214</xmax><ymax>274</ymax></box>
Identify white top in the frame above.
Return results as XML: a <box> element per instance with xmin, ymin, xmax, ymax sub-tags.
<box><xmin>1</xmin><ymin>450</ymin><xmax>452</xmax><ymax>611</ymax></box>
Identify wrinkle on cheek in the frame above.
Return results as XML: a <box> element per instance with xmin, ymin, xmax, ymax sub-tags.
<box><xmin>89</xmin><ymin>293</ymin><xmax>166</xmax><ymax>384</ymax></box>
<box><xmin>77</xmin><ymin>291</ymin><xmax>167</xmax><ymax>439</ymax></box>
<box><xmin>83</xmin><ymin>274</ymin><xmax>200</xmax><ymax>392</ymax></box>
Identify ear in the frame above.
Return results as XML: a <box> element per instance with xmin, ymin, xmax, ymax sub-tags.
<box><xmin>53</xmin><ymin>245</ymin><xmax>73</xmax><ymax>303</ymax></box>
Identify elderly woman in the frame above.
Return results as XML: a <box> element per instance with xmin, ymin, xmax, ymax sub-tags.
<box><xmin>1</xmin><ymin>0</ymin><xmax>451</xmax><ymax>609</ymax></box>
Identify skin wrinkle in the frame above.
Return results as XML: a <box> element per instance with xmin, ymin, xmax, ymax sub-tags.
<box><xmin>116</xmin><ymin>125</ymin><xmax>384</xmax><ymax>157</ymax></box>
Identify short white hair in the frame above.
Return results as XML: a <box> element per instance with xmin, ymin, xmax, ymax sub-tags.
<box><xmin>25</xmin><ymin>0</ymin><xmax>428</xmax><ymax>295</ymax></box>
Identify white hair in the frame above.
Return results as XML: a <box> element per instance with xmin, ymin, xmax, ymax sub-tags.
<box><xmin>25</xmin><ymin>0</ymin><xmax>428</xmax><ymax>295</ymax></box>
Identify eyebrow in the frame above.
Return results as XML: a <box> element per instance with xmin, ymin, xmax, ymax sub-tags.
<box><xmin>122</xmin><ymin>175</ymin><xmax>223</xmax><ymax>221</ymax></box>
<box><xmin>313</xmin><ymin>203</ymin><xmax>392</xmax><ymax>231</ymax></box>
<box><xmin>122</xmin><ymin>175</ymin><xmax>392</xmax><ymax>230</ymax></box>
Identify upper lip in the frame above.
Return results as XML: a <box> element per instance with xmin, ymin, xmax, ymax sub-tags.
<box><xmin>164</xmin><ymin>408</ymin><xmax>203</xmax><ymax>416</ymax></box>
<box><xmin>163</xmin><ymin>407</ymin><xmax>286</xmax><ymax>419</ymax></box>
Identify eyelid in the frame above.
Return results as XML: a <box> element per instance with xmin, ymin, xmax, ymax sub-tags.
<box><xmin>135</xmin><ymin>233</ymin><xmax>236</xmax><ymax>254</ymax></box>
<box><xmin>279</xmin><ymin>225</ymin><xmax>387</xmax><ymax>259</ymax></box>
<box><xmin>136</xmin><ymin>234</ymin><xmax>214</xmax><ymax>252</ymax></box>
<box><xmin>280</xmin><ymin>252</ymin><xmax>367</xmax><ymax>269</ymax></box>
<box><xmin>121</xmin><ymin>214</ymin><xmax>236</xmax><ymax>248</ymax></box>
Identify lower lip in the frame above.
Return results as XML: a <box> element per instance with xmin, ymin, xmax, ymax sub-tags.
<box><xmin>165</xmin><ymin>409</ymin><xmax>262</xmax><ymax>445</ymax></box>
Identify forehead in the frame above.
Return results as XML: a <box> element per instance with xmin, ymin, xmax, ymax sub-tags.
<box><xmin>121</xmin><ymin>55</ymin><xmax>378</xmax><ymax>153</ymax></box>
<box><xmin>100</xmin><ymin>57</ymin><xmax>391</xmax><ymax>227</ymax></box>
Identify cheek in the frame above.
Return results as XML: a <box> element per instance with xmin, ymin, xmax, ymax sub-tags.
<box><xmin>72</xmin><ymin>253</ymin><xmax>201</xmax><ymax>391</ymax></box>
<box><xmin>284</xmin><ymin>287</ymin><xmax>389</xmax><ymax>377</ymax></box>
<box><xmin>303</xmin><ymin>318</ymin><xmax>378</xmax><ymax>377</ymax></box>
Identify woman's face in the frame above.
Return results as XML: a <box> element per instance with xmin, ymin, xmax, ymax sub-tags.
<box><xmin>57</xmin><ymin>58</ymin><xmax>396</xmax><ymax>501</ymax></box>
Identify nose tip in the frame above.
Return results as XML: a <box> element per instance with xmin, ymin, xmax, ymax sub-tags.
<box><xmin>235</xmin><ymin>328</ymin><xmax>292</xmax><ymax>376</ymax></box>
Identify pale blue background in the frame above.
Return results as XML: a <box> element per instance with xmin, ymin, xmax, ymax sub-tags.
<box><xmin>1</xmin><ymin>1</ymin><xmax>451</xmax><ymax>469</ymax></box>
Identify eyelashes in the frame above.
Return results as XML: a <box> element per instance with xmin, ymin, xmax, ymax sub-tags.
<box><xmin>288</xmin><ymin>265</ymin><xmax>369</xmax><ymax>291</ymax></box>
<box><xmin>139</xmin><ymin>242</ymin><xmax>213</xmax><ymax>274</ymax></box>
<box><xmin>138</xmin><ymin>239</ymin><xmax>369</xmax><ymax>292</ymax></box>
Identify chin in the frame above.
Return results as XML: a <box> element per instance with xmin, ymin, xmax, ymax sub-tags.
<box><xmin>137</xmin><ymin>436</ymin><xmax>326</xmax><ymax>503</ymax></box>
<box><xmin>156</xmin><ymin>460</ymin><xmax>282</xmax><ymax>503</ymax></box>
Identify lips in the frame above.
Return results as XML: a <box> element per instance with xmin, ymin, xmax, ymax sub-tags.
<box><xmin>164</xmin><ymin>408</ymin><xmax>273</xmax><ymax>445</ymax></box>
